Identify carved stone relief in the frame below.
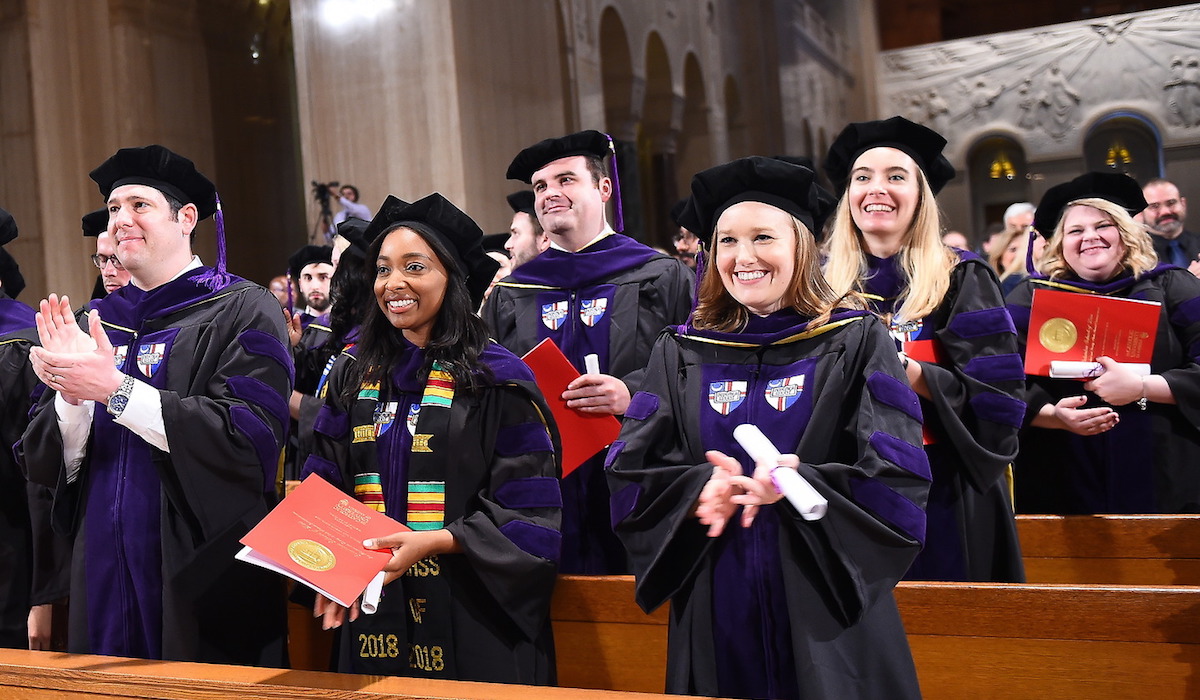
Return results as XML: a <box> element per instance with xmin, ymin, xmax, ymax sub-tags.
<box><xmin>878</xmin><ymin>4</ymin><xmax>1200</xmax><ymax>161</ymax></box>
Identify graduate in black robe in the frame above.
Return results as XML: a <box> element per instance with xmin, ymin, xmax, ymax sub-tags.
<box><xmin>18</xmin><ymin>146</ymin><xmax>290</xmax><ymax>665</ymax></box>
<box><xmin>822</xmin><ymin>117</ymin><xmax>1026</xmax><ymax>582</ymax></box>
<box><xmin>609</xmin><ymin>157</ymin><xmax>927</xmax><ymax>700</ymax></box>
<box><xmin>1006</xmin><ymin>172</ymin><xmax>1200</xmax><ymax>513</ymax></box>
<box><xmin>484</xmin><ymin>130</ymin><xmax>694</xmax><ymax>574</ymax></box>
<box><xmin>304</xmin><ymin>194</ymin><xmax>561</xmax><ymax>684</ymax></box>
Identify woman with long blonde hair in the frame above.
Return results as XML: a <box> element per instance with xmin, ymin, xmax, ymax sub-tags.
<box><xmin>608</xmin><ymin>157</ymin><xmax>927</xmax><ymax>699</ymax></box>
<box><xmin>822</xmin><ymin>116</ymin><xmax>1026</xmax><ymax>582</ymax></box>
<box><xmin>1006</xmin><ymin>172</ymin><xmax>1200</xmax><ymax>513</ymax></box>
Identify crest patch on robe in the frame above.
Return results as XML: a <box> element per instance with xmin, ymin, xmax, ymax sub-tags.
<box><xmin>764</xmin><ymin>375</ymin><xmax>805</xmax><ymax>411</ymax></box>
<box><xmin>889</xmin><ymin>318</ymin><xmax>923</xmax><ymax>345</ymax></box>
<box><xmin>580</xmin><ymin>298</ymin><xmax>608</xmax><ymax>326</ymax></box>
<box><xmin>541</xmin><ymin>301</ymin><xmax>568</xmax><ymax>330</ymax></box>
<box><xmin>405</xmin><ymin>403</ymin><xmax>420</xmax><ymax>437</ymax></box>
<box><xmin>113</xmin><ymin>345</ymin><xmax>128</xmax><ymax>368</ymax></box>
<box><xmin>707</xmin><ymin>380</ymin><xmax>747</xmax><ymax>415</ymax></box>
<box><xmin>373</xmin><ymin>401</ymin><xmax>398</xmax><ymax>438</ymax></box>
<box><xmin>135</xmin><ymin>343</ymin><xmax>167</xmax><ymax>378</ymax></box>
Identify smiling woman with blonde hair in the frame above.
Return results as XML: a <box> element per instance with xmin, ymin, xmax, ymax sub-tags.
<box><xmin>821</xmin><ymin>116</ymin><xmax>1026</xmax><ymax>583</ymax></box>
<box><xmin>1006</xmin><ymin>172</ymin><xmax>1200</xmax><ymax>513</ymax></box>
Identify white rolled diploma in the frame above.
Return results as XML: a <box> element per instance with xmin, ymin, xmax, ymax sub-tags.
<box><xmin>584</xmin><ymin>353</ymin><xmax>600</xmax><ymax>375</ymax></box>
<box><xmin>360</xmin><ymin>570</ymin><xmax>386</xmax><ymax>614</ymax></box>
<box><xmin>732</xmin><ymin>424</ymin><xmax>828</xmax><ymax>521</ymax></box>
<box><xmin>1049</xmin><ymin>361</ymin><xmax>1151</xmax><ymax>379</ymax></box>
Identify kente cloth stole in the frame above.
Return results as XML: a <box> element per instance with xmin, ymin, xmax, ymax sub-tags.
<box><xmin>345</xmin><ymin>362</ymin><xmax>457</xmax><ymax>677</ymax></box>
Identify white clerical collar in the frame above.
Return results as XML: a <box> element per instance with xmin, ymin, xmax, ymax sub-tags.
<box><xmin>549</xmin><ymin>225</ymin><xmax>615</xmax><ymax>253</ymax></box>
<box><xmin>169</xmin><ymin>255</ymin><xmax>204</xmax><ymax>281</ymax></box>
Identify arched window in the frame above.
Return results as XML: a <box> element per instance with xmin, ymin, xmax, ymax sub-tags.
<box><xmin>1083</xmin><ymin>113</ymin><xmax>1162</xmax><ymax>184</ymax></box>
<box><xmin>967</xmin><ymin>135</ymin><xmax>1031</xmax><ymax>238</ymax></box>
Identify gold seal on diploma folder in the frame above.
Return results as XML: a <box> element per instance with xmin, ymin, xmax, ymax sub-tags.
<box><xmin>287</xmin><ymin>539</ymin><xmax>336</xmax><ymax>572</ymax></box>
<box><xmin>1039</xmin><ymin>317</ymin><xmax>1078</xmax><ymax>354</ymax></box>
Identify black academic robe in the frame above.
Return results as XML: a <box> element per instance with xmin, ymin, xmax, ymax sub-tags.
<box><xmin>1006</xmin><ymin>266</ymin><xmax>1200</xmax><ymax>513</ymax></box>
<box><xmin>0</xmin><ymin>298</ymin><xmax>37</xmax><ymax>648</ymax></box>
<box><xmin>481</xmin><ymin>233</ymin><xmax>694</xmax><ymax>574</ymax></box>
<box><xmin>607</xmin><ymin>310</ymin><xmax>928</xmax><ymax>700</ymax></box>
<box><xmin>18</xmin><ymin>270</ymin><xmax>292</xmax><ymax>665</ymax></box>
<box><xmin>285</xmin><ymin>316</ymin><xmax>334</xmax><ymax>481</ymax></box>
<box><xmin>861</xmin><ymin>252</ymin><xmax>1026</xmax><ymax>582</ymax></box>
<box><xmin>303</xmin><ymin>339</ymin><xmax>561</xmax><ymax>684</ymax></box>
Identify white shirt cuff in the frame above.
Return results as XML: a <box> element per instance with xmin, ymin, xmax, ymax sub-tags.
<box><xmin>112</xmin><ymin>378</ymin><xmax>171</xmax><ymax>453</ymax></box>
<box><xmin>55</xmin><ymin>394</ymin><xmax>95</xmax><ymax>484</ymax></box>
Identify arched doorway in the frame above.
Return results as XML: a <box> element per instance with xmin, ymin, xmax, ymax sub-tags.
<box><xmin>967</xmin><ymin>135</ymin><xmax>1032</xmax><ymax>241</ymax></box>
<box><xmin>1083</xmin><ymin>112</ymin><xmax>1163</xmax><ymax>184</ymax></box>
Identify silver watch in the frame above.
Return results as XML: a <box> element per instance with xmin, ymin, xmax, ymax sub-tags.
<box><xmin>106</xmin><ymin>374</ymin><xmax>136</xmax><ymax>417</ymax></box>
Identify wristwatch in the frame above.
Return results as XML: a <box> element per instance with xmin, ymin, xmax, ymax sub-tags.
<box><xmin>106</xmin><ymin>374</ymin><xmax>136</xmax><ymax>417</ymax></box>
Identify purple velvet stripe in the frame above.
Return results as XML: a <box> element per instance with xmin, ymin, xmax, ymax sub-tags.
<box><xmin>499</xmin><ymin>520</ymin><xmax>562</xmax><ymax>562</ymax></box>
<box><xmin>970</xmin><ymin>393</ymin><xmax>1026</xmax><ymax>428</ymax></box>
<box><xmin>963</xmin><ymin>353</ymin><xmax>1026</xmax><ymax>384</ymax></box>
<box><xmin>495</xmin><ymin>476</ymin><xmax>563</xmax><ymax>510</ymax></box>
<box><xmin>869</xmin><ymin>431</ymin><xmax>931</xmax><ymax>480</ymax></box>
<box><xmin>850</xmin><ymin>477</ymin><xmax>926</xmax><ymax>544</ymax></box>
<box><xmin>866</xmin><ymin>371</ymin><xmax>922</xmax><ymax>424</ymax></box>
<box><xmin>947</xmin><ymin>307</ymin><xmax>1016</xmax><ymax>338</ymax></box>
<box><xmin>230</xmin><ymin>405</ymin><xmax>280</xmax><ymax>492</ymax></box>
<box><xmin>610</xmin><ymin>481</ymin><xmax>640</xmax><ymax>527</ymax></box>
<box><xmin>301</xmin><ymin>454</ymin><xmax>342</xmax><ymax>487</ymax></box>
<box><xmin>238</xmin><ymin>328</ymin><xmax>294</xmax><ymax>385</ymax></box>
<box><xmin>494</xmin><ymin>421</ymin><xmax>553</xmax><ymax>456</ymax></box>
<box><xmin>1171</xmin><ymin>295</ymin><xmax>1200</xmax><ymax>328</ymax></box>
<box><xmin>624</xmin><ymin>392</ymin><xmax>659</xmax><ymax>421</ymax></box>
<box><xmin>603</xmin><ymin>440</ymin><xmax>626</xmax><ymax>469</ymax></box>
<box><xmin>1006</xmin><ymin>303</ymin><xmax>1031</xmax><ymax>333</ymax></box>
<box><xmin>226</xmin><ymin>375</ymin><xmax>289</xmax><ymax>432</ymax></box>
<box><xmin>313</xmin><ymin>406</ymin><xmax>349</xmax><ymax>440</ymax></box>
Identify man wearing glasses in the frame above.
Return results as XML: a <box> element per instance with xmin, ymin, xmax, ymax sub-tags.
<box><xmin>1141</xmin><ymin>178</ymin><xmax>1200</xmax><ymax>277</ymax></box>
<box><xmin>83</xmin><ymin>209</ymin><xmax>132</xmax><ymax>297</ymax></box>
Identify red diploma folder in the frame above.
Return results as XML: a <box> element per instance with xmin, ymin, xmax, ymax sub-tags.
<box><xmin>237</xmin><ymin>474</ymin><xmax>406</xmax><ymax>607</ymax></box>
<box><xmin>520</xmin><ymin>338</ymin><xmax>621</xmax><ymax>478</ymax></box>
<box><xmin>1024</xmin><ymin>288</ymin><xmax>1160</xmax><ymax>377</ymax></box>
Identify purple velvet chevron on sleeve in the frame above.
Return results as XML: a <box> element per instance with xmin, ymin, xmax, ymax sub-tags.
<box><xmin>624</xmin><ymin>391</ymin><xmax>660</xmax><ymax>421</ymax></box>
<box><xmin>499</xmin><ymin>520</ymin><xmax>562</xmax><ymax>561</ymax></box>
<box><xmin>868</xmin><ymin>431</ymin><xmax>931</xmax><ymax>480</ymax></box>
<box><xmin>301</xmin><ymin>454</ymin><xmax>342</xmax><ymax>487</ymax></box>
<box><xmin>230</xmin><ymin>404</ymin><xmax>280</xmax><ymax>492</ymax></box>
<box><xmin>947</xmin><ymin>307</ymin><xmax>1016</xmax><ymax>338</ymax></box>
<box><xmin>610</xmin><ymin>481</ymin><xmax>640</xmax><ymax>528</ymax></box>
<box><xmin>1171</xmin><ymin>294</ymin><xmax>1200</xmax><ymax>328</ymax></box>
<box><xmin>494</xmin><ymin>421</ymin><xmax>553</xmax><ymax>456</ymax></box>
<box><xmin>603</xmin><ymin>440</ymin><xmax>625</xmax><ymax>469</ymax></box>
<box><xmin>850</xmin><ymin>477</ymin><xmax>926</xmax><ymax>543</ymax></box>
<box><xmin>970</xmin><ymin>392</ymin><xmax>1026</xmax><ymax>428</ymax></box>
<box><xmin>238</xmin><ymin>327</ymin><xmax>294</xmax><ymax>384</ymax></box>
<box><xmin>963</xmin><ymin>354</ymin><xmax>1026</xmax><ymax>384</ymax></box>
<box><xmin>313</xmin><ymin>406</ymin><xmax>349</xmax><ymax>440</ymax></box>
<box><xmin>495</xmin><ymin>476</ymin><xmax>563</xmax><ymax>510</ymax></box>
<box><xmin>866</xmin><ymin>371</ymin><xmax>922</xmax><ymax>423</ymax></box>
<box><xmin>227</xmin><ymin>375</ymin><xmax>289</xmax><ymax>431</ymax></box>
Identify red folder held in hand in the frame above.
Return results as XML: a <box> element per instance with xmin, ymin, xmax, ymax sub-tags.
<box><xmin>521</xmin><ymin>338</ymin><xmax>621</xmax><ymax>478</ymax></box>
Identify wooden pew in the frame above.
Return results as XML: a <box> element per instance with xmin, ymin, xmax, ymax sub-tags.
<box><xmin>0</xmin><ymin>648</ymin><xmax>681</xmax><ymax>700</ymax></box>
<box><xmin>1017</xmin><ymin>514</ymin><xmax>1200</xmax><ymax>585</ymax></box>
<box><xmin>550</xmin><ymin>575</ymin><xmax>1200</xmax><ymax>699</ymax></box>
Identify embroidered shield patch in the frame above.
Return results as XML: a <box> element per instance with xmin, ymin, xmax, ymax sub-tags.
<box><xmin>135</xmin><ymin>343</ymin><xmax>166</xmax><ymax>378</ymax></box>
<box><xmin>764</xmin><ymin>375</ymin><xmax>804</xmax><ymax>411</ymax></box>
<box><xmin>541</xmin><ymin>301</ymin><xmax>568</xmax><ymax>330</ymax></box>
<box><xmin>405</xmin><ymin>403</ymin><xmax>420</xmax><ymax>437</ymax></box>
<box><xmin>707</xmin><ymin>381</ymin><xmax>747</xmax><ymax>415</ymax></box>
<box><xmin>373</xmin><ymin>401</ymin><xmax>398</xmax><ymax>438</ymax></box>
<box><xmin>889</xmin><ymin>318</ymin><xmax>923</xmax><ymax>344</ymax></box>
<box><xmin>580</xmin><ymin>298</ymin><xmax>608</xmax><ymax>326</ymax></box>
<box><xmin>113</xmin><ymin>345</ymin><xmax>128</xmax><ymax>368</ymax></box>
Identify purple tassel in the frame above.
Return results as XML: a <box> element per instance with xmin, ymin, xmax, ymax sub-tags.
<box><xmin>606</xmin><ymin>134</ymin><xmax>625</xmax><ymax>233</ymax></box>
<box><xmin>192</xmin><ymin>191</ymin><xmax>232</xmax><ymax>291</ymax></box>
<box><xmin>286</xmin><ymin>273</ymin><xmax>294</xmax><ymax>314</ymax></box>
<box><xmin>1024</xmin><ymin>227</ymin><xmax>1037</xmax><ymax>276</ymax></box>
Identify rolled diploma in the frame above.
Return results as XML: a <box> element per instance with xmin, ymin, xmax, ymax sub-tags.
<box><xmin>360</xmin><ymin>571</ymin><xmax>386</xmax><ymax>615</ymax></box>
<box><xmin>732</xmin><ymin>424</ymin><xmax>827</xmax><ymax>521</ymax></box>
<box><xmin>1049</xmin><ymin>361</ymin><xmax>1151</xmax><ymax>379</ymax></box>
<box><xmin>584</xmin><ymin>353</ymin><xmax>600</xmax><ymax>375</ymax></box>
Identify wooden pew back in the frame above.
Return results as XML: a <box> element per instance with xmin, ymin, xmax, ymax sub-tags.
<box><xmin>1017</xmin><ymin>514</ymin><xmax>1200</xmax><ymax>585</ymax></box>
